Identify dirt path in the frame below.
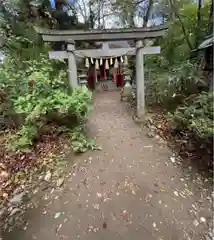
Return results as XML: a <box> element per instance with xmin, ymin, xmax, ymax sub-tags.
<box><xmin>3</xmin><ymin>92</ymin><xmax>213</xmax><ymax>240</ymax></box>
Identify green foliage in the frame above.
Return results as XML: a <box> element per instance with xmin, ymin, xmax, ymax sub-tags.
<box><xmin>8</xmin><ymin>124</ymin><xmax>39</xmax><ymax>152</ymax></box>
<box><xmin>170</xmin><ymin>92</ymin><xmax>214</xmax><ymax>139</ymax></box>
<box><xmin>0</xmin><ymin>56</ymin><xmax>67</xmax><ymax>104</ymax></box>
<box><xmin>145</xmin><ymin>55</ymin><xmax>169</xmax><ymax>70</ymax></box>
<box><xmin>0</xmin><ymin>0</ymin><xmax>96</xmax><ymax>155</ymax></box>
<box><xmin>4</xmin><ymin>26</ymin><xmax>48</xmax><ymax>61</ymax></box>
<box><xmin>145</xmin><ymin>1</ymin><xmax>211</xmax><ymax>67</ymax></box>
<box><xmin>168</xmin><ymin>61</ymin><xmax>207</xmax><ymax>95</ymax></box>
<box><xmin>1</xmin><ymin>55</ymin><xmax>93</xmax><ymax>152</ymax></box>
<box><xmin>70</xmin><ymin>126</ymin><xmax>97</xmax><ymax>153</ymax></box>
<box><xmin>144</xmin><ymin>1</ymin><xmax>213</xmax><ymax>166</ymax></box>
<box><xmin>146</xmin><ymin>61</ymin><xmax>207</xmax><ymax>109</ymax></box>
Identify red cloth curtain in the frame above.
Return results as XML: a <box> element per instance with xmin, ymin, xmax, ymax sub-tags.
<box><xmin>87</xmin><ymin>66</ymin><xmax>94</xmax><ymax>90</ymax></box>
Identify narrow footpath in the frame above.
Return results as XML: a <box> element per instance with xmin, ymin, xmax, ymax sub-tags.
<box><xmin>3</xmin><ymin>92</ymin><xmax>213</xmax><ymax>240</ymax></box>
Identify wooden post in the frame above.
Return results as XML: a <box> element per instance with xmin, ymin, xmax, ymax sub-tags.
<box><xmin>67</xmin><ymin>43</ymin><xmax>78</xmax><ymax>89</ymax></box>
<box><xmin>135</xmin><ymin>40</ymin><xmax>145</xmax><ymax>119</ymax></box>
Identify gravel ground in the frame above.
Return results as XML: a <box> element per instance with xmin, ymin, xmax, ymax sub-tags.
<box><xmin>2</xmin><ymin>91</ymin><xmax>213</xmax><ymax>240</ymax></box>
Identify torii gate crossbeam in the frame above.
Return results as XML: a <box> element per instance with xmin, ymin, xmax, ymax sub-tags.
<box><xmin>35</xmin><ymin>25</ymin><xmax>167</xmax><ymax>42</ymax></box>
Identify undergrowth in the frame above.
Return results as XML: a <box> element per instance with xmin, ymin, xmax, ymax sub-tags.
<box><xmin>144</xmin><ymin>61</ymin><xmax>213</xmax><ymax>167</ymax></box>
<box><xmin>169</xmin><ymin>91</ymin><xmax>213</xmax><ymax>140</ymax></box>
<box><xmin>0</xmin><ymin>55</ymin><xmax>96</xmax><ymax>154</ymax></box>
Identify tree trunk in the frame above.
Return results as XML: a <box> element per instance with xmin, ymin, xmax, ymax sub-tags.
<box><xmin>143</xmin><ymin>0</ymin><xmax>153</xmax><ymax>27</ymax></box>
<box><xmin>207</xmin><ymin>1</ymin><xmax>213</xmax><ymax>35</ymax></box>
<box><xmin>195</xmin><ymin>0</ymin><xmax>202</xmax><ymax>49</ymax></box>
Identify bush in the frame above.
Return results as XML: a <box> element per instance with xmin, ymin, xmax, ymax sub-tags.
<box><xmin>170</xmin><ymin>92</ymin><xmax>214</xmax><ymax>140</ymax></box>
<box><xmin>146</xmin><ymin>61</ymin><xmax>208</xmax><ymax>110</ymax></box>
<box><xmin>0</xmin><ymin>55</ymin><xmax>93</xmax><ymax>152</ymax></box>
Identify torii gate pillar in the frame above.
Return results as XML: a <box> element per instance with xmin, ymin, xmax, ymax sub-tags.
<box><xmin>68</xmin><ymin>43</ymin><xmax>78</xmax><ymax>89</ymax></box>
<box><xmin>135</xmin><ymin>41</ymin><xmax>160</xmax><ymax>119</ymax></box>
<box><xmin>136</xmin><ymin>40</ymin><xmax>145</xmax><ymax>119</ymax></box>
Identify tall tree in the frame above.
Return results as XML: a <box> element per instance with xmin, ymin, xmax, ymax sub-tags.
<box><xmin>207</xmin><ymin>0</ymin><xmax>213</xmax><ymax>35</ymax></box>
<box><xmin>195</xmin><ymin>0</ymin><xmax>202</xmax><ymax>48</ymax></box>
<box><xmin>111</xmin><ymin>0</ymin><xmax>156</xmax><ymax>27</ymax></box>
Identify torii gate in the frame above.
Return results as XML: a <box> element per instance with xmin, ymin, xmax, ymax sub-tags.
<box><xmin>36</xmin><ymin>25</ymin><xmax>167</xmax><ymax>119</ymax></box>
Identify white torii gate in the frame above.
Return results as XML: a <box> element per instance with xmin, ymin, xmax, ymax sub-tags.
<box><xmin>36</xmin><ymin>25</ymin><xmax>167</xmax><ymax>118</ymax></box>
<box><xmin>49</xmin><ymin>43</ymin><xmax>160</xmax><ymax>118</ymax></box>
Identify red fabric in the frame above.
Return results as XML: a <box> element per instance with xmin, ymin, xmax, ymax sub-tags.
<box><xmin>117</xmin><ymin>73</ymin><xmax>124</xmax><ymax>87</ymax></box>
<box><xmin>87</xmin><ymin>71</ymin><xmax>94</xmax><ymax>90</ymax></box>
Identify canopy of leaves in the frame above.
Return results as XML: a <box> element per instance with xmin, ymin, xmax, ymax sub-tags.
<box><xmin>146</xmin><ymin>1</ymin><xmax>211</xmax><ymax>67</ymax></box>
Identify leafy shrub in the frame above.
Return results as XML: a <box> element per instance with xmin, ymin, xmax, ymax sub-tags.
<box><xmin>69</xmin><ymin>126</ymin><xmax>97</xmax><ymax>153</ymax></box>
<box><xmin>8</xmin><ymin>124</ymin><xmax>39</xmax><ymax>152</ymax></box>
<box><xmin>170</xmin><ymin>92</ymin><xmax>214</xmax><ymax>139</ymax></box>
<box><xmin>146</xmin><ymin>61</ymin><xmax>208</xmax><ymax>110</ymax></box>
<box><xmin>0</xmin><ymin>56</ymin><xmax>67</xmax><ymax>129</ymax></box>
<box><xmin>1</xmin><ymin>55</ymin><xmax>93</xmax><ymax>152</ymax></box>
<box><xmin>145</xmin><ymin>71</ymin><xmax>169</xmax><ymax>106</ymax></box>
<box><xmin>10</xmin><ymin>86</ymin><xmax>92</xmax><ymax>151</ymax></box>
<box><xmin>169</xmin><ymin>61</ymin><xmax>207</xmax><ymax>95</ymax></box>
<box><xmin>145</xmin><ymin>55</ymin><xmax>169</xmax><ymax>71</ymax></box>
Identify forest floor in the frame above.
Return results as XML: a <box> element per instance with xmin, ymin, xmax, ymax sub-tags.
<box><xmin>1</xmin><ymin>91</ymin><xmax>213</xmax><ymax>240</ymax></box>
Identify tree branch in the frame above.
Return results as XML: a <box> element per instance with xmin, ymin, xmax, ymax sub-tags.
<box><xmin>168</xmin><ymin>0</ymin><xmax>193</xmax><ymax>49</ymax></box>
<box><xmin>143</xmin><ymin>0</ymin><xmax>153</xmax><ymax>26</ymax></box>
<box><xmin>134</xmin><ymin>0</ymin><xmax>147</xmax><ymax>5</ymax></box>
